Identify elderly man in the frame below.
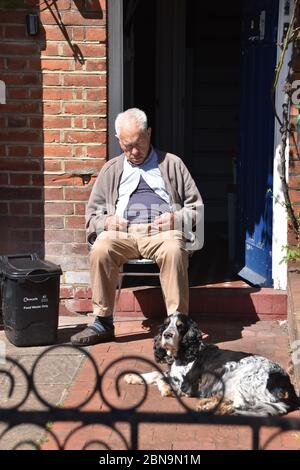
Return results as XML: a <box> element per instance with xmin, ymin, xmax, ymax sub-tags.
<box><xmin>71</xmin><ymin>108</ymin><xmax>203</xmax><ymax>346</ymax></box>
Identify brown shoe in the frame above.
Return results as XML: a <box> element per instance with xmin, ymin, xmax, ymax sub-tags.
<box><xmin>70</xmin><ymin>326</ymin><xmax>115</xmax><ymax>346</ymax></box>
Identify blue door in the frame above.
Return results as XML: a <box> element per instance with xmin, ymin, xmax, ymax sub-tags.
<box><xmin>238</xmin><ymin>0</ymin><xmax>279</xmax><ymax>287</ymax></box>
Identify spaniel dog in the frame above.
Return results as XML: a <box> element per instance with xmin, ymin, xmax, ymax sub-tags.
<box><xmin>125</xmin><ymin>313</ymin><xmax>300</xmax><ymax>416</ymax></box>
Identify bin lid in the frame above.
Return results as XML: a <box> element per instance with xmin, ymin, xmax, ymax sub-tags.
<box><xmin>0</xmin><ymin>254</ymin><xmax>62</xmax><ymax>280</ymax></box>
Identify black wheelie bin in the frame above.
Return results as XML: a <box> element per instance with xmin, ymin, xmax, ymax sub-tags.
<box><xmin>0</xmin><ymin>254</ymin><xmax>62</xmax><ymax>346</ymax></box>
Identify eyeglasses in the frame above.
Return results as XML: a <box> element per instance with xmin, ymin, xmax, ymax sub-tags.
<box><xmin>117</xmin><ymin>135</ymin><xmax>148</xmax><ymax>152</ymax></box>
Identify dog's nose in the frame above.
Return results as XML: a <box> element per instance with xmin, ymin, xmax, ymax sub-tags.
<box><xmin>163</xmin><ymin>330</ymin><xmax>175</xmax><ymax>340</ymax></box>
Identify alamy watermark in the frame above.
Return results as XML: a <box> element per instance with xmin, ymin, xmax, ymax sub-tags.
<box><xmin>0</xmin><ymin>80</ymin><xmax>6</xmax><ymax>104</ymax></box>
<box><xmin>0</xmin><ymin>340</ymin><xmax>6</xmax><ymax>364</ymax></box>
<box><xmin>291</xmin><ymin>80</ymin><xmax>300</xmax><ymax>105</ymax></box>
<box><xmin>291</xmin><ymin>340</ymin><xmax>300</xmax><ymax>366</ymax></box>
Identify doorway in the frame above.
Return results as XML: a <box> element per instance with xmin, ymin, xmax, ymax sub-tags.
<box><xmin>110</xmin><ymin>0</ymin><xmax>280</xmax><ymax>287</ymax></box>
<box><xmin>122</xmin><ymin>0</ymin><xmax>242</xmax><ymax>285</ymax></box>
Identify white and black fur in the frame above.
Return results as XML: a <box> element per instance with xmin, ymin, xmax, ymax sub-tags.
<box><xmin>125</xmin><ymin>313</ymin><xmax>300</xmax><ymax>416</ymax></box>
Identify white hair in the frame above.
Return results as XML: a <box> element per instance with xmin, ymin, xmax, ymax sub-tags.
<box><xmin>115</xmin><ymin>108</ymin><xmax>148</xmax><ymax>136</ymax></box>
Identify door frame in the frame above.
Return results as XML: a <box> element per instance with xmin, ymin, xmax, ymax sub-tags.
<box><xmin>272</xmin><ymin>0</ymin><xmax>293</xmax><ymax>289</ymax></box>
<box><xmin>108</xmin><ymin>0</ymin><xmax>123</xmax><ymax>159</ymax></box>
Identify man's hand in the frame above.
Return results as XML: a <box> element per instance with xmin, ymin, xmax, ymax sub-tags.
<box><xmin>105</xmin><ymin>215</ymin><xmax>129</xmax><ymax>231</ymax></box>
<box><xmin>153</xmin><ymin>212</ymin><xmax>174</xmax><ymax>231</ymax></box>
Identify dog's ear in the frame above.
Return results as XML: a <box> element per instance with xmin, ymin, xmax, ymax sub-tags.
<box><xmin>181</xmin><ymin>318</ymin><xmax>203</xmax><ymax>361</ymax></box>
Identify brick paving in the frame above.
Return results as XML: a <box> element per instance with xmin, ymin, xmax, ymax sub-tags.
<box><xmin>42</xmin><ymin>318</ymin><xmax>300</xmax><ymax>451</ymax></box>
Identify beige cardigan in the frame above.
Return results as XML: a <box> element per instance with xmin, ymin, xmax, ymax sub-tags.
<box><xmin>86</xmin><ymin>150</ymin><xmax>204</xmax><ymax>250</ymax></box>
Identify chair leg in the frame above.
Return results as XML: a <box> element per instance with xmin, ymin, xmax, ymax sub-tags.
<box><xmin>116</xmin><ymin>273</ymin><xmax>124</xmax><ymax>303</ymax></box>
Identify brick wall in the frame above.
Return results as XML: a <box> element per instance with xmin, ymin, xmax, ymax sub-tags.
<box><xmin>0</xmin><ymin>0</ymin><xmax>107</xmax><ymax>314</ymax></box>
<box><xmin>289</xmin><ymin>27</ymin><xmax>300</xmax><ymax>256</ymax></box>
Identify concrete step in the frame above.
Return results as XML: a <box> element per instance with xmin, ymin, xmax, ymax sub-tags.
<box><xmin>114</xmin><ymin>286</ymin><xmax>287</xmax><ymax>321</ymax></box>
<box><xmin>59</xmin><ymin>281</ymin><xmax>287</xmax><ymax>320</ymax></box>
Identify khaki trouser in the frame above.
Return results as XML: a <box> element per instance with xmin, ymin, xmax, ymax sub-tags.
<box><xmin>89</xmin><ymin>224</ymin><xmax>189</xmax><ymax>317</ymax></box>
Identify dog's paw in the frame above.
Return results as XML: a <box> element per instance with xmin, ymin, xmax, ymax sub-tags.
<box><xmin>124</xmin><ymin>373</ymin><xmax>144</xmax><ymax>385</ymax></box>
<box><xmin>158</xmin><ymin>380</ymin><xmax>173</xmax><ymax>397</ymax></box>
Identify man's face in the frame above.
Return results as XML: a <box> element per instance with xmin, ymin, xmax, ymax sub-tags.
<box><xmin>117</xmin><ymin>123</ymin><xmax>152</xmax><ymax>165</ymax></box>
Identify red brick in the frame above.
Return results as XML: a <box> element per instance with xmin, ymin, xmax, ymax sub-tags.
<box><xmin>43</xmin><ymin>73</ymin><xmax>61</xmax><ymax>86</ymax></box>
<box><xmin>64</xmin><ymin>160</ymin><xmax>104</xmax><ymax>172</ymax></box>
<box><xmin>30</xmin><ymin>88</ymin><xmax>42</xmax><ymax>99</ymax></box>
<box><xmin>64</xmin><ymin>299</ymin><xmax>93</xmax><ymax>313</ymax></box>
<box><xmin>43</xmin><ymin>102</ymin><xmax>62</xmax><ymax>114</ymax></box>
<box><xmin>42</xmin><ymin>88</ymin><xmax>73</xmax><ymax>100</ymax></box>
<box><xmin>26</xmin><ymin>58</ymin><xmax>42</xmax><ymax>71</ymax></box>
<box><xmin>2</xmin><ymin>73</ymin><xmax>39</xmax><ymax>86</ymax></box>
<box><xmin>86</xmin><ymin>145</ymin><xmax>107</xmax><ymax>158</ymax></box>
<box><xmin>65</xmin><ymin>215</ymin><xmax>85</xmax><ymax>228</ymax></box>
<box><xmin>63</xmin><ymin>74</ymin><xmax>106</xmax><ymax>87</ymax></box>
<box><xmin>64</xmin><ymin>102</ymin><xmax>106</xmax><ymax>115</ymax></box>
<box><xmin>5</xmin><ymin>216</ymin><xmax>42</xmax><ymax>229</ymax></box>
<box><xmin>65</xmin><ymin>130</ymin><xmax>106</xmax><ymax>144</ymax></box>
<box><xmin>10</xmin><ymin>174</ymin><xmax>31</xmax><ymax>185</ymax></box>
<box><xmin>8</xmin><ymin>230</ymin><xmax>30</xmax><ymax>242</ymax></box>
<box><xmin>85</xmin><ymin>28</ymin><xmax>106</xmax><ymax>42</ymax></box>
<box><xmin>45</xmin><ymin>216</ymin><xmax>65</xmax><ymax>229</ymax></box>
<box><xmin>44</xmin><ymin>174</ymin><xmax>83</xmax><ymax>186</ymax></box>
<box><xmin>289</xmin><ymin>189</ymin><xmax>300</xmax><ymax>203</ymax></box>
<box><xmin>31</xmin><ymin>203</ymin><xmax>44</xmax><ymax>215</ymax></box>
<box><xmin>60</xmin><ymin>286</ymin><xmax>74</xmax><ymax>299</ymax></box>
<box><xmin>72</xmin><ymin>27</ymin><xmax>85</xmax><ymax>41</ymax></box>
<box><xmin>85</xmin><ymin>88</ymin><xmax>106</xmax><ymax>101</ymax></box>
<box><xmin>31</xmin><ymin>174</ymin><xmax>45</xmax><ymax>186</ymax></box>
<box><xmin>0</xmin><ymin>202</ymin><xmax>8</xmax><ymax>215</ymax></box>
<box><xmin>64</xmin><ymin>187</ymin><xmax>91</xmax><ymax>201</ymax></box>
<box><xmin>44</xmin><ymin>187</ymin><xmax>64</xmax><ymax>200</ymax></box>
<box><xmin>7</xmin><ymin>116</ymin><xmax>27</xmax><ymax>128</ymax></box>
<box><xmin>0</xmin><ymin>158</ymin><xmax>40</xmax><ymax>172</ymax></box>
<box><xmin>44</xmin><ymin>131</ymin><xmax>60</xmax><ymax>143</ymax></box>
<box><xmin>44</xmin><ymin>116</ymin><xmax>72</xmax><ymax>128</ymax></box>
<box><xmin>29</xmin><ymin>117</ymin><xmax>43</xmax><ymax>128</ymax></box>
<box><xmin>64</xmin><ymin>243</ymin><xmax>89</xmax><ymax>255</ymax></box>
<box><xmin>74</xmin><ymin>203</ymin><xmax>86</xmax><ymax>215</ymax></box>
<box><xmin>72</xmin><ymin>117</ymin><xmax>84</xmax><ymax>128</ymax></box>
<box><xmin>45</xmin><ymin>202</ymin><xmax>74</xmax><ymax>215</ymax></box>
<box><xmin>30</xmin><ymin>145</ymin><xmax>44</xmax><ymax>157</ymax></box>
<box><xmin>7</xmin><ymin>88</ymin><xmax>28</xmax><ymax>100</ymax></box>
<box><xmin>3</xmin><ymin>25</ymin><xmax>26</xmax><ymax>39</ymax></box>
<box><xmin>46</xmin><ymin>244</ymin><xmax>65</xmax><ymax>256</ymax></box>
<box><xmin>74</xmin><ymin>286</ymin><xmax>92</xmax><ymax>299</ymax></box>
<box><xmin>41</xmin><ymin>59</ymin><xmax>72</xmax><ymax>71</ymax></box>
<box><xmin>43</xmin><ymin>25</ymin><xmax>69</xmax><ymax>41</ymax></box>
<box><xmin>86</xmin><ymin>60</ymin><xmax>106</xmax><ymax>72</ymax></box>
<box><xmin>0</xmin><ymin>174</ymin><xmax>8</xmax><ymax>185</ymax></box>
<box><xmin>6</xmin><ymin>57</ymin><xmax>27</xmax><ymax>70</ymax></box>
<box><xmin>9</xmin><ymin>202</ymin><xmax>30</xmax><ymax>215</ymax></box>
<box><xmin>0</xmin><ymin>43</ymin><xmax>38</xmax><ymax>56</ymax></box>
<box><xmin>44</xmin><ymin>230</ymin><xmax>74</xmax><ymax>242</ymax></box>
<box><xmin>74</xmin><ymin>230</ymin><xmax>87</xmax><ymax>242</ymax></box>
<box><xmin>42</xmin><ymin>43</ymin><xmax>60</xmax><ymax>56</ymax></box>
<box><xmin>61</xmin><ymin>12</ymin><xmax>106</xmax><ymax>27</ymax></box>
<box><xmin>44</xmin><ymin>145</ymin><xmax>72</xmax><ymax>157</ymax></box>
<box><xmin>43</xmin><ymin>75</ymin><xmax>61</xmax><ymax>86</ymax></box>
<box><xmin>73</xmin><ymin>89</ymin><xmax>83</xmax><ymax>100</ymax></box>
<box><xmin>0</xmin><ymin>11</ymin><xmax>28</xmax><ymax>23</ymax></box>
<box><xmin>0</xmin><ymin>130</ymin><xmax>40</xmax><ymax>143</ymax></box>
<box><xmin>44</xmin><ymin>159</ymin><xmax>62</xmax><ymax>172</ymax></box>
<box><xmin>86</xmin><ymin>117</ymin><xmax>106</xmax><ymax>130</ymax></box>
<box><xmin>7</xmin><ymin>146</ymin><xmax>29</xmax><ymax>157</ymax></box>
<box><xmin>2</xmin><ymin>102</ymin><xmax>40</xmax><ymax>114</ymax></box>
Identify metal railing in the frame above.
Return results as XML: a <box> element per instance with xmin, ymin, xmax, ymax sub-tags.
<box><xmin>1</xmin><ymin>345</ymin><xmax>300</xmax><ymax>450</ymax></box>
